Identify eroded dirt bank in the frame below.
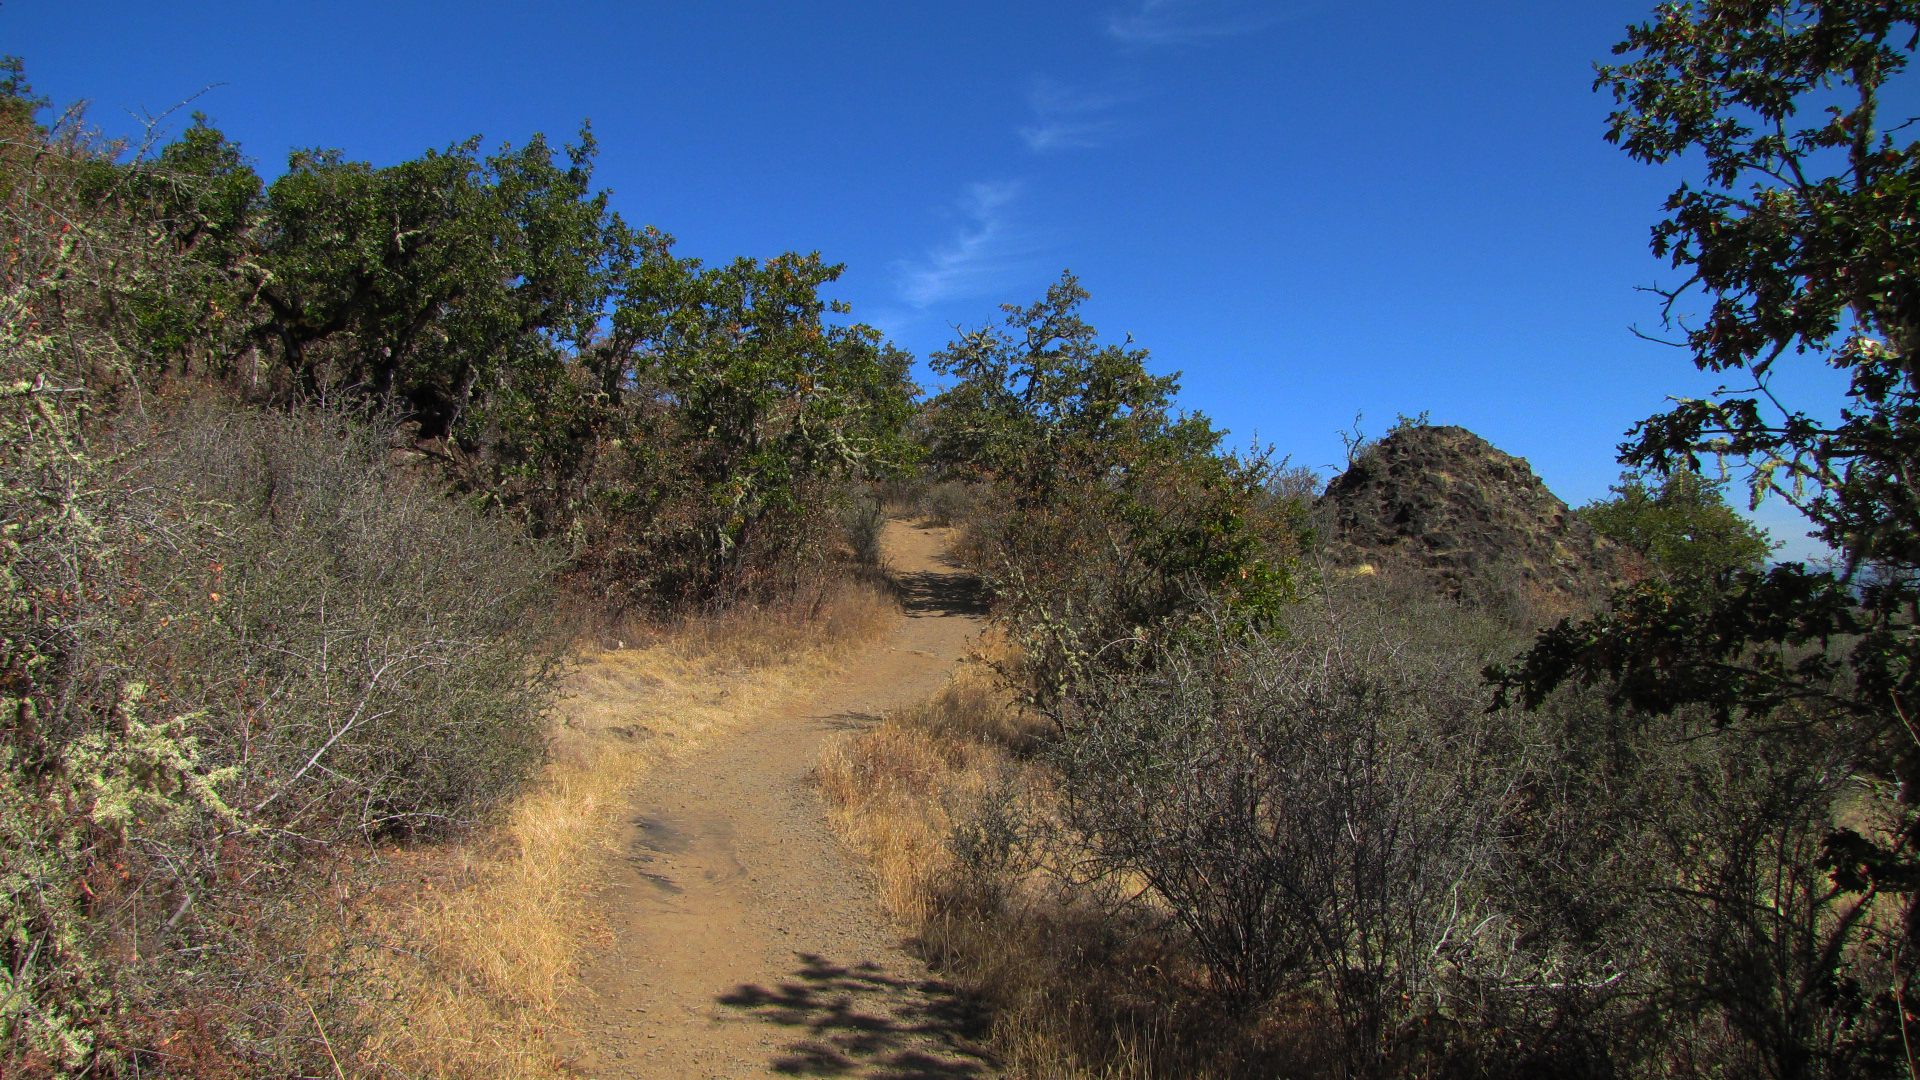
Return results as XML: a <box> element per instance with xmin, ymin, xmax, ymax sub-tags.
<box><xmin>560</xmin><ymin>521</ymin><xmax>992</xmax><ymax>1079</ymax></box>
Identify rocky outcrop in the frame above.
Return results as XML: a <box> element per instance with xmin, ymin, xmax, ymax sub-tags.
<box><xmin>1317</xmin><ymin>425</ymin><xmax>1622</xmax><ymax>616</ymax></box>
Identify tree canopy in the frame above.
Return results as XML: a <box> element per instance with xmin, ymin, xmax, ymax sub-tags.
<box><xmin>1490</xmin><ymin>6</ymin><xmax>1920</xmax><ymax>1072</ymax></box>
<box><xmin>1576</xmin><ymin>466</ymin><xmax>1777</xmax><ymax>583</ymax></box>
<box><xmin>50</xmin><ymin>107</ymin><xmax>919</xmax><ymax>607</ymax></box>
<box><xmin>922</xmin><ymin>270</ymin><xmax>1191</xmax><ymax>481</ymax></box>
<box><xmin>925</xmin><ymin>273</ymin><xmax>1298</xmax><ymax>706</ymax></box>
<box><xmin>1500</xmin><ymin>0</ymin><xmax>1920</xmax><ymax>769</ymax></box>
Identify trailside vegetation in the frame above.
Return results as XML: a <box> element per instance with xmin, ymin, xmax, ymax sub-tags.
<box><xmin>16</xmin><ymin>1</ymin><xmax>1920</xmax><ymax>1074</ymax></box>
<box><xmin>822</xmin><ymin>6</ymin><xmax>1920</xmax><ymax>1079</ymax></box>
<box><xmin>922</xmin><ymin>271</ymin><xmax>1300</xmax><ymax>709</ymax></box>
<box><xmin>0</xmin><ymin>60</ymin><xmax>914</xmax><ymax>1076</ymax></box>
<box><xmin>1494</xmin><ymin>5</ymin><xmax>1920</xmax><ymax>1071</ymax></box>
<box><xmin>61</xmin><ymin>98</ymin><xmax>917</xmax><ymax>612</ymax></box>
<box><xmin>1576</xmin><ymin>466</ymin><xmax>1778</xmax><ymax>583</ymax></box>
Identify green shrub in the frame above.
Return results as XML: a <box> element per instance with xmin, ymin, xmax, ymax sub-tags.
<box><xmin>1575</xmin><ymin>467</ymin><xmax>1776</xmax><ymax>584</ymax></box>
<box><xmin>925</xmin><ymin>273</ymin><xmax>1301</xmax><ymax>708</ymax></box>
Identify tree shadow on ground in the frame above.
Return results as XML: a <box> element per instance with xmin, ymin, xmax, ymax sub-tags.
<box><xmin>818</xmin><ymin>711</ymin><xmax>887</xmax><ymax>732</ymax></box>
<box><xmin>895</xmin><ymin>563</ymin><xmax>989</xmax><ymax>619</ymax></box>
<box><xmin>718</xmin><ymin>952</ymin><xmax>997</xmax><ymax>1078</ymax></box>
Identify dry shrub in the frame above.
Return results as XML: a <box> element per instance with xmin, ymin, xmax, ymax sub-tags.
<box><xmin>837</xmin><ymin>487</ymin><xmax>889</xmax><ymax>567</ymax></box>
<box><xmin>117</xmin><ymin>399</ymin><xmax>566</xmax><ymax>837</ymax></box>
<box><xmin>1050</xmin><ymin>597</ymin><xmax>1534</xmax><ymax>1077</ymax></box>
<box><xmin>666</xmin><ymin>572</ymin><xmax>899</xmax><ymax>670</ymax></box>
<box><xmin>1</xmin><ymin>387</ymin><xmax>564</xmax><ymax>1075</ymax></box>
<box><xmin>824</xmin><ymin>574</ymin><xmax>1900</xmax><ymax>1080</ymax></box>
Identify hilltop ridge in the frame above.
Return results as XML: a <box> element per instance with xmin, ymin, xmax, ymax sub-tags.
<box><xmin>1318</xmin><ymin>424</ymin><xmax>1622</xmax><ymax>616</ymax></box>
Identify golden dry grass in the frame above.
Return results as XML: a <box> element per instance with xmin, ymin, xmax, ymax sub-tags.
<box><xmin>814</xmin><ymin>649</ymin><xmax>1243</xmax><ymax>1080</ymax></box>
<box><xmin>815</xmin><ymin>665</ymin><xmax>1033</xmax><ymax>924</ymax></box>
<box><xmin>344</xmin><ymin>574</ymin><xmax>900</xmax><ymax>1079</ymax></box>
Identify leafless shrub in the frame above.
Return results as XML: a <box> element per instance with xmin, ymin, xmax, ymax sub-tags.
<box><xmin>1483</xmin><ymin>682</ymin><xmax>1902</xmax><ymax>1080</ymax></box>
<box><xmin>820</xmin><ymin>662</ymin><xmax>1290</xmax><ymax>1079</ymax></box>
<box><xmin>875</xmin><ymin>478</ymin><xmax>921</xmax><ymax>516</ymax></box>
<box><xmin>919</xmin><ymin>480</ymin><xmax>982</xmax><ymax>527</ymax></box>
<box><xmin>820</xmin><ymin>555</ymin><xmax>1893</xmax><ymax>1079</ymax></box>
<box><xmin>839</xmin><ymin>488</ymin><xmax>888</xmax><ymax>567</ymax></box>
<box><xmin>870</xmin><ymin>477</ymin><xmax>983</xmax><ymax>526</ymax></box>
<box><xmin>111</xmin><ymin>399</ymin><xmax>566</xmax><ymax>839</ymax></box>
<box><xmin>2</xmin><ymin>389</ymin><xmax>566</xmax><ymax>1072</ymax></box>
<box><xmin>1052</xmin><ymin>594</ymin><xmax>1528</xmax><ymax>1068</ymax></box>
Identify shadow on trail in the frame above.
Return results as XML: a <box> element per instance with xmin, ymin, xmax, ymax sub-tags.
<box><xmin>718</xmin><ymin>953</ymin><xmax>996</xmax><ymax>1078</ymax></box>
<box><xmin>895</xmin><ymin>564</ymin><xmax>989</xmax><ymax>619</ymax></box>
<box><xmin>818</xmin><ymin>711</ymin><xmax>887</xmax><ymax>731</ymax></box>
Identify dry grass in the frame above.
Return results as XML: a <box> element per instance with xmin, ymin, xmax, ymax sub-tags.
<box><xmin>341</xmin><ymin>573</ymin><xmax>901</xmax><ymax>1079</ymax></box>
<box><xmin>814</xmin><ymin>655</ymin><xmax>1256</xmax><ymax>1080</ymax></box>
<box><xmin>815</xmin><ymin>668</ymin><xmax>1029</xmax><ymax>924</ymax></box>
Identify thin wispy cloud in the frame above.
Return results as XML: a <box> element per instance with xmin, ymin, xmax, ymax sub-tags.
<box><xmin>1018</xmin><ymin>78</ymin><xmax>1139</xmax><ymax>152</ymax></box>
<box><xmin>895</xmin><ymin>181</ymin><xmax>1036</xmax><ymax>308</ymax></box>
<box><xmin>1105</xmin><ymin>0</ymin><xmax>1287</xmax><ymax>46</ymax></box>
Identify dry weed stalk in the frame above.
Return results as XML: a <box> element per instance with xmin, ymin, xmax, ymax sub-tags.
<box><xmin>816</xmin><ymin>666</ymin><xmax>1028</xmax><ymax>923</ymax></box>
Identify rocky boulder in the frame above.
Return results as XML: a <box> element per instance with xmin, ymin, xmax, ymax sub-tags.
<box><xmin>1317</xmin><ymin>425</ymin><xmax>1622</xmax><ymax>617</ymax></box>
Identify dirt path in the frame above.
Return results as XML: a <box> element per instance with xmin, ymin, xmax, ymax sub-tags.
<box><xmin>560</xmin><ymin>521</ymin><xmax>993</xmax><ymax>1079</ymax></box>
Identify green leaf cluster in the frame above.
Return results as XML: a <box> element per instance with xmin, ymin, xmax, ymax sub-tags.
<box><xmin>923</xmin><ymin>271</ymin><xmax>1186</xmax><ymax>480</ymax></box>
<box><xmin>48</xmin><ymin>103</ymin><xmax>916</xmax><ymax>607</ymax></box>
<box><xmin>1576</xmin><ymin>466</ymin><xmax>1777</xmax><ymax>583</ymax></box>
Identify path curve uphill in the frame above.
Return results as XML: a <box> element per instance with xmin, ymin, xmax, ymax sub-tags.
<box><xmin>562</xmin><ymin>520</ymin><xmax>994</xmax><ymax>1079</ymax></box>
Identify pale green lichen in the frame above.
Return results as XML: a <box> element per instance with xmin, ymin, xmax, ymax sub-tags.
<box><xmin>60</xmin><ymin>684</ymin><xmax>239</xmax><ymax>834</ymax></box>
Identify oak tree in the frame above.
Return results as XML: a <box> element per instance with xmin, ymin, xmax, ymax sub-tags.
<box><xmin>1494</xmin><ymin>5</ymin><xmax>1920</xmax><ymax>1073</ymax></box>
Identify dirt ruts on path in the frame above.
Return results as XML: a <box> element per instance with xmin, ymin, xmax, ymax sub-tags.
<box><xmin>560</xmin><ymin>521</ymin><xmax>993</xmax><ymax>1079</ymax></box>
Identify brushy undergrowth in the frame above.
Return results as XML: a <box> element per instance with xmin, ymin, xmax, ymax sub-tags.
<box><xmin>817</xmin><ymin>660</ymin><xmax>1248</xmax><ymax>1079</ymax></box>
<box><xmin>0</xmin><ymin>100</ymin><xmax>562</xmax><ymax>1076</ymax></box>
<box><xmin>2</xmin><ymin>392</ymin><xmax>567</xmax><ymax>1076</ymax></box>
<box><xmin>822</xmin><ymin>574</ymin><xmax>1903</xmax><ymax>1079</ymax></box>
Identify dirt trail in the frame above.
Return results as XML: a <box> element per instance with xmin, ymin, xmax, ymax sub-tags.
<box><xmin>560</xmin><ymin>521</ymin><xmax>993</xmax><ymax>1079</ymax></box>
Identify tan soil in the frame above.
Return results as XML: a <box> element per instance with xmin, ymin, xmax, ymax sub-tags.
<box><xmin>559</xmin><ymin>521</ymin><xmax>994</xmax><ymax>1079</ymax></box>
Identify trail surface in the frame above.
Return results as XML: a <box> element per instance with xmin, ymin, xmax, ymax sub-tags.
<box><xmin>562</xmin><ymin>521</ymin><xmax>992</xmax><ymax>1079</ymax></box>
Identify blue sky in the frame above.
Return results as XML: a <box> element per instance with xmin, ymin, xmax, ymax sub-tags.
<box><xmin>6</xmin><ymin>0</ymin><xmax>1872</xmax><ymax>557</ymax></box>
